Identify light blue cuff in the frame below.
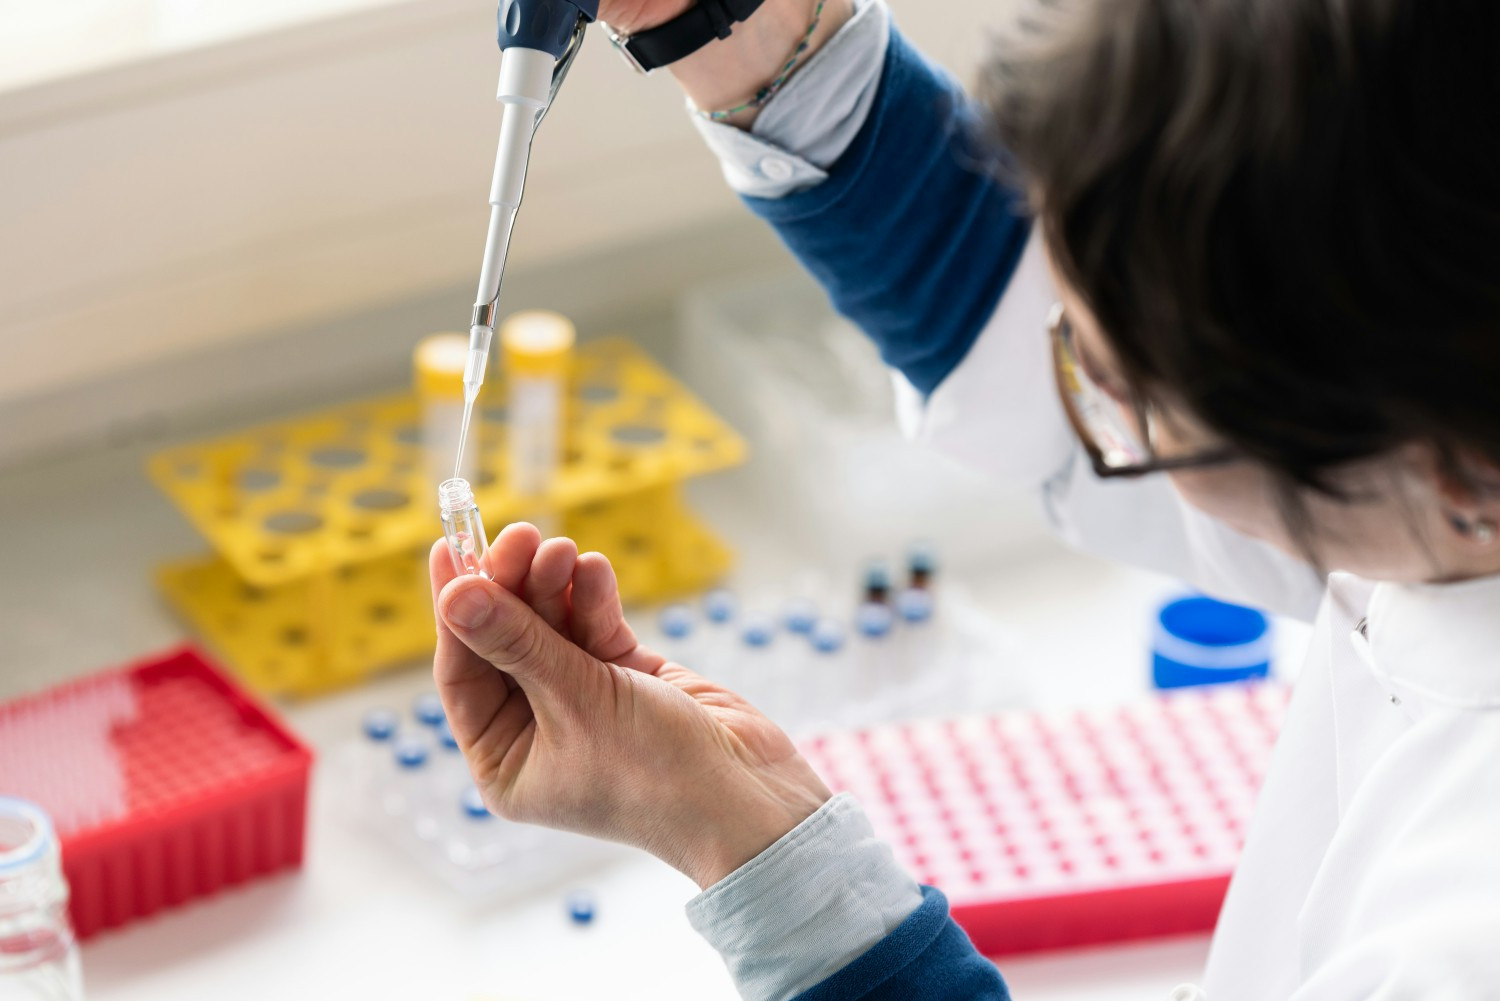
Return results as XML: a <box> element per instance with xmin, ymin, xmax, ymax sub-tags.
<box><xmin>689</xmin><ymin>0</ymin><xmax>891</xmax><ymax>198</ymax></box>
<box><xmin>686</xmin><ymin>792</ymin><xmax>923</xmax><ymax>1001</ymax></box>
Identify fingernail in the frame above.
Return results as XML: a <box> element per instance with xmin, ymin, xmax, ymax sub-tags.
<box><xmin>447</xmin><ymin>586</ymin><xmax>494</xmax><ymax>629</ymax></box>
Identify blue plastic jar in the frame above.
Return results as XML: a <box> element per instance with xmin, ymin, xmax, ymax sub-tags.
<box><xmin>1152</xmin><ymin>595</ymin><xmax>1272</xmax><ymax>689</ymax></box>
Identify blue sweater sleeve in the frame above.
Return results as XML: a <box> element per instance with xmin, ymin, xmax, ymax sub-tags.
<box><xmin>791</xmin><ymin>887</ymin><xmax>1010</xmax><ymax>1001</ymax></box>
<box><xmin>742</xmin><ymin>26</ymin><xmax>1032</xmax><ymax>396</ymax></box>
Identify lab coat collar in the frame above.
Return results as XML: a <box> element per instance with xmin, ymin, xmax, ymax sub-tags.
<box><xmin>1362</xmin><ymin>574</ymin><xmax>1500</xmax><ymax>710</ymax></box>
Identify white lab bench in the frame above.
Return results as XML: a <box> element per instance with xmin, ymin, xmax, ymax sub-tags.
<box><xmin>0</xmin><ymin>425</ymin><xmax>1312</xmax><ymax>1001</ymax></box>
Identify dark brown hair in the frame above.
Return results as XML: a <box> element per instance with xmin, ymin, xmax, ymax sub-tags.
<box><xmin>978</xmin><ymin>0</ymin><xmax>1500</xmax><ymax>509</ymax></box>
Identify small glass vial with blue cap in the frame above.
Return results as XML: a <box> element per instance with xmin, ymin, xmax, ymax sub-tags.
<box><xmin>894</xmin><ymin>587</ymin><xmax>937</xmax><ymax>689</ymax></box>
<box><xmin>808</xmin><ymin>617</ymin><xmax>848</xmax><ymax>727</ymax></box>
<box><xmin>0</xmin><ymin>798</ymin><xmax>83</xmax><ymax>1001</ymax></box>
<box><xmin>447</xmin><ymin>785</ymin><xmax>503</xmax><ymax>870</ymax></box>
<box><xmin>384</xmin><ymin>734</ymin><xmax>431</xmax><ymax>823</ymax></box>
<box><xmin>782</xmin><ymin>597</ymin><xmax>818</xmax><ymax>636</ymax></box>
<box><xmin>657</xmin><ymin>603</ymin><xmax>697</xmax><ymax>670</ymax></box>
<box><xmin>737</xmin><ymin>612</ymin><xmax>777</xmax><ymax>716</ymax></box>
<box><xmin>700</xmin><ymin>588</ymin><xmax>738</xmax><ymax>684</ymax></box>
<box><xmin>438</xmin><ymin>477</ymin><xmax>490</xmax><ymax>578</ymax></box>
<box><xmin>854</xmin><ymin>600</ymin><xmax>896</xmax><ymax>699</ymax></box>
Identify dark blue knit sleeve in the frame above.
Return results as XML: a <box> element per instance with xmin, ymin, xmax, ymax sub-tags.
<box><xmin>742</xmin><ymin>26</ymin><xmax>1032</xmax><ymax>396</ymax></box>
<box><xmin>790</xmin><ymin>887</ymin><xmax>1010</xmax><ymax>1001</ymax></box>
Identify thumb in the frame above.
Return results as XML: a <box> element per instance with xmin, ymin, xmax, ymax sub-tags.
<box><xmin>438</xmin><ymin>574</ymin><xmax>595</xmax><ymax>699</ymax></box>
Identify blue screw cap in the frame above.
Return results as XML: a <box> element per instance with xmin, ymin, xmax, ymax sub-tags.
<box><xmin>460</xmin><ymin>785</ymin><xmax>491</xmax><ymax>819</ymax></box>
<box><xmin>436</xmin><ymin>720</ymin><xmax>460</xmax><ymax>751</ymax></box>
<box><xmin>741</xmin><ymin>615</ymin><xmax>775</xmax><ymax>648</ymax></box>
<box><xmin>566</xmin><ymin>889</ymin><xmax>597</xmax><ymax>925</ymax></box>
<box><xmin>783</xmin><ymin>598</ymin><xmax>818</xmax><ymax>634</ymax></box>
<box><xmin>362</xmin><ymin>708</ymin><xmax>398</xmax><ymax>742</ymax></box>
<box><xmin>659</xmin><ymin>604</ymin><xmax>694</xmax><ymax>639</ymax></box>
<box><xmin>811</xmin><ymin>618</ymin><xmax>845</xmax><ymax>654</ymax></box>
<box><xmin>704</xmin><ymin>589</ymin><xmax>736</xmax><ymax>624</ymax></box>
<box><xmin>413</xmin><ymin>693</ymin><xmax>446</xmax><ymax>727</ymax></box>
<box><xmin>393</xmin><ymin>735</ymin><xmax>429</xmax><ymax>769</ymax></box>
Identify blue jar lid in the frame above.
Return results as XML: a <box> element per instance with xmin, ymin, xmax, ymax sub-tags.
<box><xmin>659</xmin><ymin>603</ymin><xmax>694</xmax><ymax>639</ymax></box>
<box><xmin>895</xmin><ymin>588</ymin><xmax>934</xmax><ymax>624</ymax></box>
<box><xmin>362</xmin><ymin>708</ymin><xmax>398</xmax><ymax>742</ymax></box>
<box><xmin>811</xmin><ymin>618</ymin><xmax>845</xmax><ymax>654</ymax></box>
<box><xmin>436</xmin><ymin>720</ymin><xmax>460</xmax><ymax>752</ymax></box>
<box><xmin>703</xmin><ymin>589</ymin><xmax>736</xmax><ymax>624</ymax></box>
<box><xmin>393</xmin><ymin>735</ymin><xmax>429</xmax><ymax>769</ymax></box>
<box><xmin>783</xmin><ymin>598</ymin><xmax>818</xmax><ymax>635</ymax></box>
<box><xmin>412</xmin><ymin>693</ymin><xmax>446</xmax><ymax>727</ymax></box>
<box><xmin>863</xmin><ymin>560</ymin><xmax>892</xmax><ymax>592</ymax></box>
<box><xmin>1152</xmin><ymin>595</ymin><xmax>1272</xmax><ymax>689</ymax></box>
<box><xmin>856</xmin><ymin>602</ymin><xmax>894</xmax><ymax>639</ymax></box>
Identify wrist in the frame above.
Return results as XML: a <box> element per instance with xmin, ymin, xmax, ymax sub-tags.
<box><xmin>669</xmin><ymin>0</ymin><xmax>854</xmax><ymax>126</ymax></box>
<box><xmin>676</xmin><ymin>769</ymin><xmax>832</xmax><ymax>890</ymax></box>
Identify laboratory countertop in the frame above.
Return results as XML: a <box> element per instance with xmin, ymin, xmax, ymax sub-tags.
<box><xmin>0</xmin><ymin>440</ymin><xmax>1311</xmax><ymax>1001</ymax></box>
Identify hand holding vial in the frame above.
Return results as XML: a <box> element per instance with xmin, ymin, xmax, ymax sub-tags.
<box><xmin>428</xmin><ymin>525</ymin><xmax>831</xmax><ymax>890</ymax></box>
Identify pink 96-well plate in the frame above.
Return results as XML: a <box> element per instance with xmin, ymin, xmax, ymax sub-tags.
<box><xmin>799</xmin><ymin>681</ymin><xmax>1290</xmax><ymax>956</ymax></box>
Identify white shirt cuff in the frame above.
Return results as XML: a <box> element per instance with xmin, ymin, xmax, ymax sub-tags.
<box><xmin>688</xmin><ymin>0</ymin><xmax>891</xmax><ymax>198</ymax></box>
<box><xmin>686</xmin><ymin>792</ymin><xmax>922</xmax><ymax>1001</ymax></box>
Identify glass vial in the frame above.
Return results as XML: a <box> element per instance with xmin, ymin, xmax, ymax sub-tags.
<box><xmin>438</xmin><ymin>477</ymin><xmax>490</xmax><ymax>578</ymax></box>
<box><xmin>0</xmin><ymin>798</ymin><xmax>84</xmax><ymax>1001</ymax></box>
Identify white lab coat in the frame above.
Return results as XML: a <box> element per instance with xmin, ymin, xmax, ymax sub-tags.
<box><xmin>897</xmin><ymin>233</ymin><xmax>1500</xmax><ymax>999</ymax></box>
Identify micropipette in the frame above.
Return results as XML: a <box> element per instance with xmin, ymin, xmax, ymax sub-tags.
<box><xmin>455</xmin><ymin>0</ymin><xmax>598</xmax><ymax>479</ymax></box>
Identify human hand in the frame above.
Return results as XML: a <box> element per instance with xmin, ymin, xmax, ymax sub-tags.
<box><xmin>430</xmin><ymin>524</ymin><xmax>831</xmax><ymax>889</ymax></box>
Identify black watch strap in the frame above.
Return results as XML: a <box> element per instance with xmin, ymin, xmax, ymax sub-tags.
<box><xmin>610</xmin><ymin>0</ymin><xmax>768</xmax><ymax>73</ymax></box>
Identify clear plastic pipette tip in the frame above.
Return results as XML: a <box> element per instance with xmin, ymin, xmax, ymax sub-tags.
<box><xmin>453</xmin><ymin>324</ymin><xmax>493</xmax><ymax>479</ymax></box>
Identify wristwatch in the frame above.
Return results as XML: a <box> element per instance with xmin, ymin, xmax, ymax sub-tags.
<box><xmin>600</xmin><ymin>0</ymin><xmax>768</xmax><ymax>74</ymax></box>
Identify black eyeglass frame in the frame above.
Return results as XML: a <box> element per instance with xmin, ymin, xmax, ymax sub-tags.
<box><xmin>1047</xmin><ymin>303</ymin><xmax>1239</xmax><ymax>479</ymax></box>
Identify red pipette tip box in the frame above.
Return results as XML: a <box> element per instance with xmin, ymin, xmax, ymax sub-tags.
<box><xmin>0</xmin><ymin>646</ymin><xmax>313</xmax><ymax>939</ymax></box>
<box><xmin>800</xmin><ymin>681</ymin><xmax>1289</xmax><ymax>956</ymax></box>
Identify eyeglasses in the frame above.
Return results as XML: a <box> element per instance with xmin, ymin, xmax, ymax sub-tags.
<box><xmin>1048</xmin><ymin>303</ymin><xmax>1237</xmax><ymax>479</ymax></box>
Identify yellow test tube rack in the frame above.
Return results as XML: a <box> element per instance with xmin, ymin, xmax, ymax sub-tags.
<box><xmin>149</xmin><ymin>337</ymin><xmax>745</xmax><ymax>697</ymax></box>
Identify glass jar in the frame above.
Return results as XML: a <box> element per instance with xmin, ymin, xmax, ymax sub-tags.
<box><xmin>0</xmin><ymin>798</ymin><xmax>82</xmax><ymax>1001</ymax></box>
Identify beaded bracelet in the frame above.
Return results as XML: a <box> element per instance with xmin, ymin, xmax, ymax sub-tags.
<box><xmin>695</xmin><ymin>0</ymin><xmax>827</xmax><ymax>122</ymax></box>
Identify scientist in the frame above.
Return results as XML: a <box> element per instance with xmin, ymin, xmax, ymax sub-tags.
<box><xmin>430</xmin><ymin>0</ymin><xmax>1500</xmax><ymax>997</ymax></box>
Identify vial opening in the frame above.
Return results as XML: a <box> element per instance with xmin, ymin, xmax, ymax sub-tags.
<box><xmin>438</xmin><ymin>477</ymin><xmax>476</xmax><ymax>515</ymax></box>
<box><xmin>0</xmin><ymin>798</ymin><xmax>51</xmax><ymax>872</ymax></box>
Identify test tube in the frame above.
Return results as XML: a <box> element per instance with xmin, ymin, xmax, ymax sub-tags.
<box><xmin>438</xmin><ymin>477</ymin><xmax>490</xmax><ymax>578</ymax></box>
<box><xmin>413</xmin><ymin>332</ymin><xmax>478</xmax><ymax>485</ymax></box>
<box><xmin>500</xmin><ymin>310</ymin><xmax>575</xmax><ymax>500</ymax></box>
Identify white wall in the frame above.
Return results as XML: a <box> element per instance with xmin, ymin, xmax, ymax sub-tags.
<box><xmin>0</xmin><ymin>0</ymin><xmax>1007</xmax><ymax>463</ymax></box>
